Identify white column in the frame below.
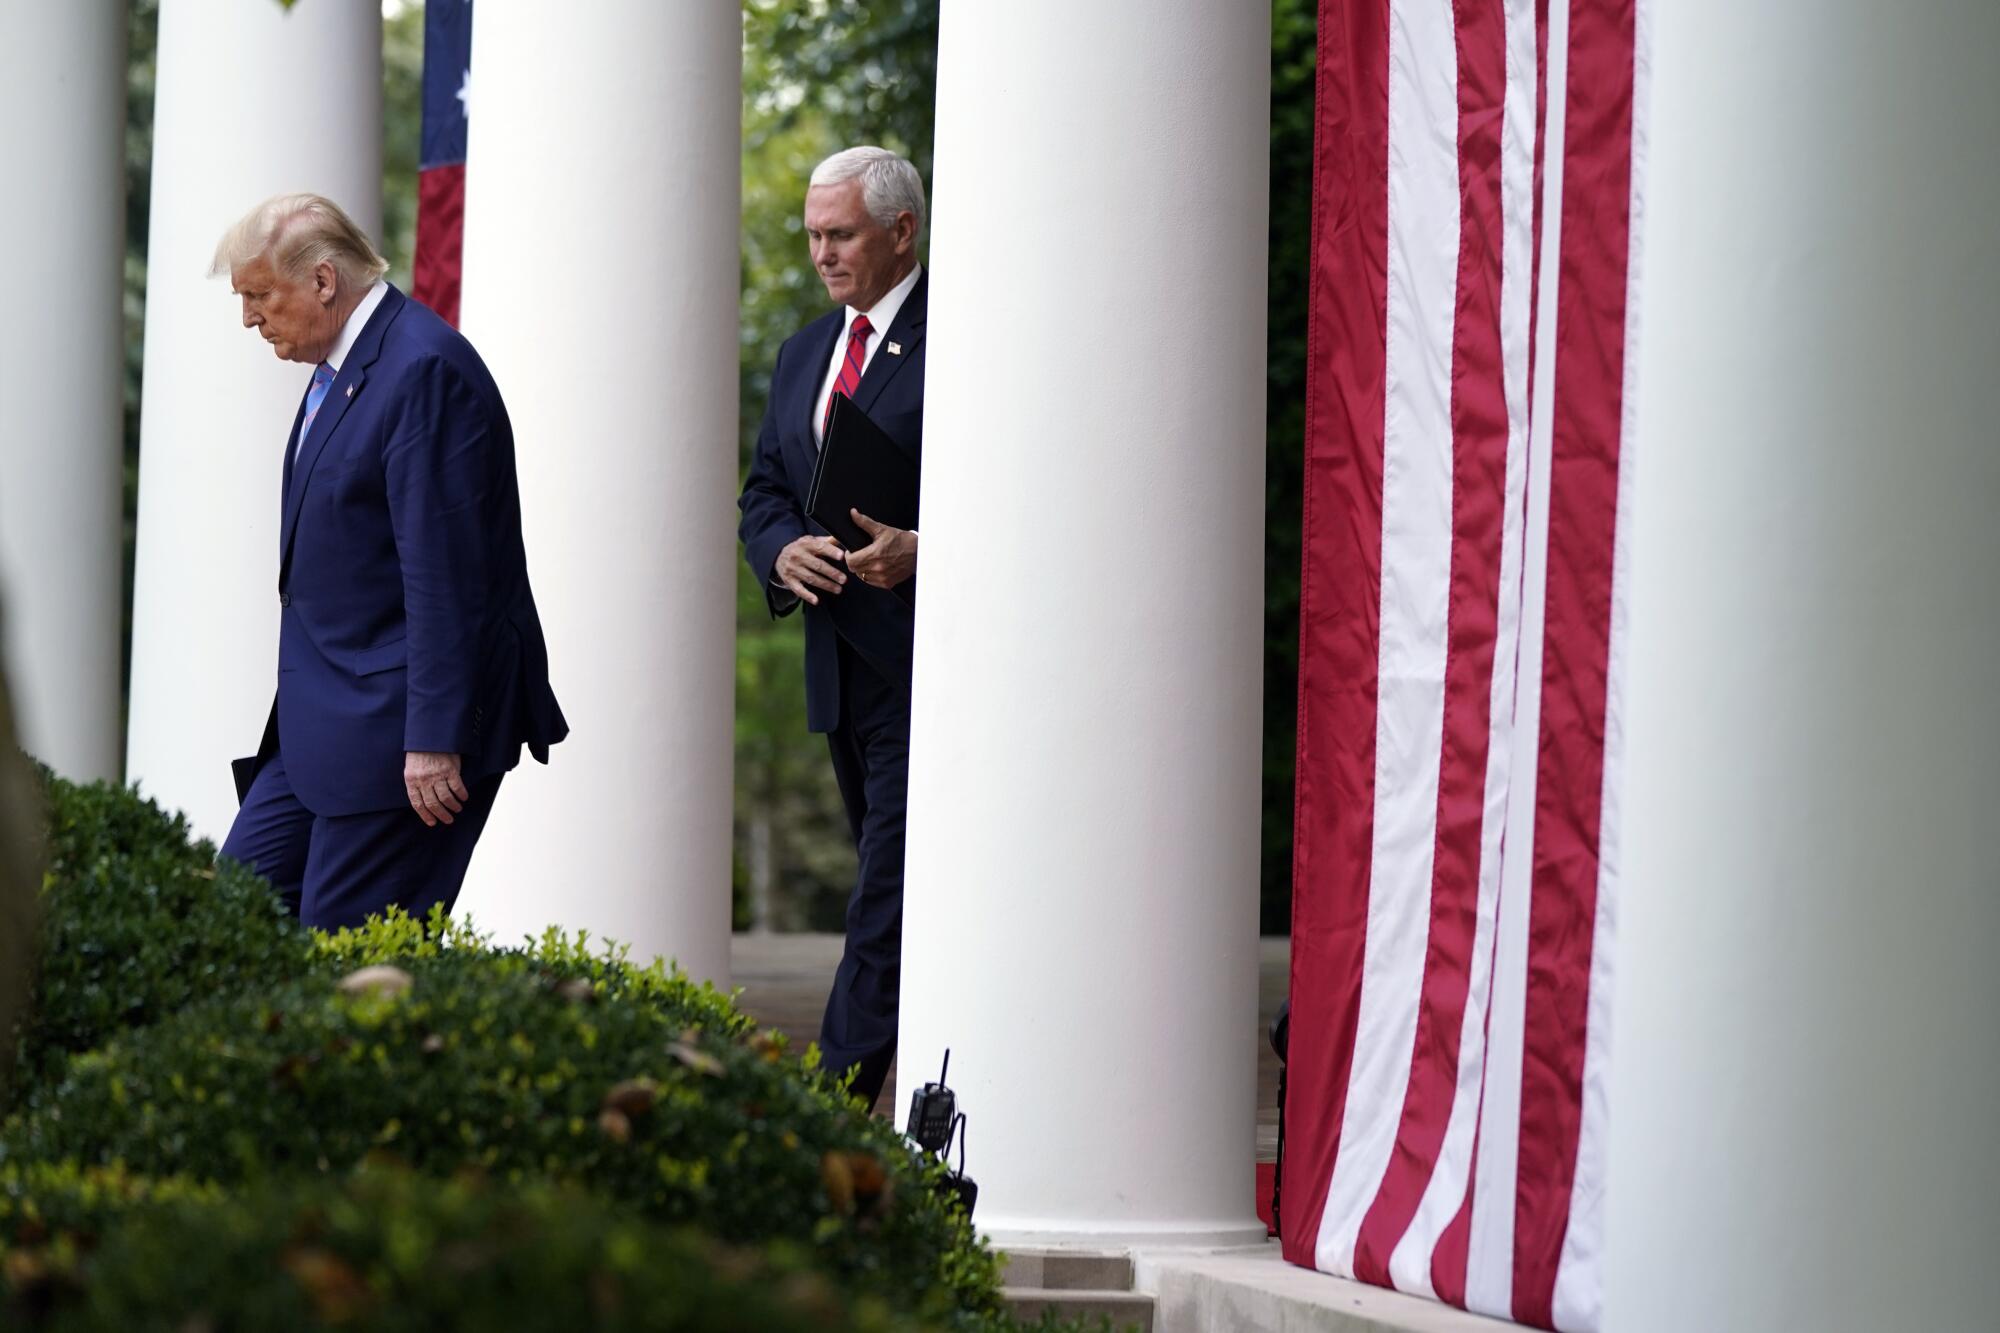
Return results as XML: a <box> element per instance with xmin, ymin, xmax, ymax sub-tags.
<box><xmin>897</xmin><ymin>1</ymin><xmax>1270</xmax><ymax>1246</ymax></box>
<box><xmin>127</xmin><ymin>0</ymin><xmax>381</xmax><ymax>838</ymax></box>
<box><xmin>0</xmin><ymin>4</ymin><xmax>126</xmax><ymax>782</ymax></box>
<box><xmin>456</xmin><ymin>2</ymin><xmax>738</xmax><ymax>986</ymax></box>
<box><xmin>1606</xmin><ymin>4</ymin><xmax>2000</xmax><ymax>1331</ymax></box>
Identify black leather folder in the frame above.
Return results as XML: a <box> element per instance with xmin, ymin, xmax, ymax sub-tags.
<box><xmin>808</xmin><ymin>395</ymin><xmax>920</xmax><ymax>588</ymax></box>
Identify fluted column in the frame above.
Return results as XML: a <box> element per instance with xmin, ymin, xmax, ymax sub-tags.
<box><xmin>456</xmin><ymin>1</ymin><xmax>739</xmax><ymax>985</ymax></box>
<box><xmin>896</xmin><ymin>0</ymin><xmax>1270</xmax><ymax>1246</ymax></box>
<box><xmin>0</xmin><ymin>3</ymin><xmax>127</xmax><ymax>782</ymax></box>
<box><xmin>127</xmin><ymin>0</ymin><xmax>381</xmax><ymax>837</ymax></box>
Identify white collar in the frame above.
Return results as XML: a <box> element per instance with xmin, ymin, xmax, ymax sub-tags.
<box><xmin>325</xmin><ymin>281</ymin><xmax>388</xmax><ymax>373</ymax></box>
<box><xmin>844</xmin><ymin>263</ymin><xmax>922</xmax><ymax>339</ymax></box>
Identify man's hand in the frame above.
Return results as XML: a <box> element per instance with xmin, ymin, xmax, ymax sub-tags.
<box><xmin>845</xmin><ymin>510</ymin><xmax>917</xmax><ymax>589</ymax></box>
<box><xmin>774</xmin><ymin>534</ymin><xmax>848</xmax><ymax>605</ymax></box>
<box><xmin>406</xmin><ymin>751</ymin><xmax>468</xmax><ymax>827</ymax></box>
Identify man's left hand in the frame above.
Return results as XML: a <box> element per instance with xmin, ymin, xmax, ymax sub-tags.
<box><xmin>845</xmin><ymin>510</ymin><xmax>918</xmax><ymax>589</ymax></box>
<box><xmin>406</xmin><ymin>751</ymin><xmax>468</xmax><ymax>827</ymax></box>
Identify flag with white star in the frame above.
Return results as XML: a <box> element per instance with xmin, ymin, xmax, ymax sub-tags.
<box><xmin>414</xmin><ymin>0</ymin><xmax>474</xmax><ymax>326</ymax></box>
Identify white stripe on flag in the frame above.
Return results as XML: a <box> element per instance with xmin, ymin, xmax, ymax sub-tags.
<box><xmin>1315</xmin><ymin>0</ymin><xmax>1463</xmax><ymax>1279</ymax></box>
<box><xmin>1385</xmin><ymin>0</ymin><xmax>1541</xmax><ymax>1297</ymax></box>
<box><xmin>1550</xmin><ymin>1</ymin><xmax>1647</xmax><ymax>1326</ymax></box>
<box><xmin>1465</xmin><ymin>0</ymin><xmax>1572</xmax><ymax>1313</ymax></box>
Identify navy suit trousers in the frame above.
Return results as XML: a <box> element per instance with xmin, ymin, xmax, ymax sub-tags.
<box><xmin>221</xmin><ymin>748</ymin><xmax>502</xmax><ymax>930</ymax></box>
<box><xmin>818</xmin><ymin>637</ymin><xmax>911</xmax><ymax>1111</ymax></box>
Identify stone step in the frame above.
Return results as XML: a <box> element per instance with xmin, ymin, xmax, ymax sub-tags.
<box><xmin>1001</xmin><ymin>1247</ymin><xmax>1137</xmax><ymax>1292</ymax></box>
<box><xmin>1002</xmin><ymin>1287</ymin><xmax>1155</xmax><ymax>1332</ymax></box>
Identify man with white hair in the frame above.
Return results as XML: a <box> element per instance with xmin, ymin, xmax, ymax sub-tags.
<box><xmin>215</xmin><ymin>193</ymin><xmax>566</xmax><ymax>929</ymax></box>
<box><xmin>739</xmin><ymin>146</ymin><xmax>927</xmax><ymax>1111</ymax></box>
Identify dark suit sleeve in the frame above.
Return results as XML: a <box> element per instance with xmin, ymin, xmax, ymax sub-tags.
<box><xmin>738</xmin><ymin>341</ymin><xmax>808</xmax><ymax>618</ymax></box>
<box><xmin>382</xmin><ymin>354</ymin><xmax>491</xmax><ymax>756</ymax></box>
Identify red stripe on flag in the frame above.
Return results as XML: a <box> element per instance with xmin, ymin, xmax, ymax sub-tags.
<box><xmin>413</xmin><ymin>163</ymin><xmax>467</xmax><ymax>327</ymax></box>
<box><xmin>1512</xmin><ymin>0</ymin><xmax>1636</xmax><ymax>1323</ymax></box>
<box><xmin>1351</xmin><ymin>0</ymin><xmax>1512</xmax><ymax>1286</ymax></box>
<box><xmin>1432</xmin><ymin>1172</ymin><xmax>1478</xmax><ymax>1305</ymax></box>
<box><xmin>1282</xmin><ymin>0</ymin><xmax>1393</xmax><ymax>1267</ymax></box>
<box><xmin>1526</xmin><ymin>0</ymin><xmax>1551</xmax><ymax>417</ymax></box>
<box><xmin>1433</xmin><ymin>0</ymin><xmax>1551</xmax><ymax>1307</ymax></box>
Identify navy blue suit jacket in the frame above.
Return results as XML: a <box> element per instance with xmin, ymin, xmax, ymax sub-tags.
<box><xmin>243</xmin><ymin>285</ymin><xmax>566</xmax><ymax>815</ymax></box>
<box><xmin>738</xmin><ymin>273</ymin><xmax>927</xmax><ymax>733</ymax></box>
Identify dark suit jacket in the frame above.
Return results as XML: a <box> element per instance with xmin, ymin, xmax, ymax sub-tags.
<box><xmin>738</xmin><ymin>273</ymin><xmax>927</xmax><ymax>734</ymax></box>
<box><xmin>240</xmin><ymin>285</ymin><xmax>567</xmax><ymax>814</ymax></box>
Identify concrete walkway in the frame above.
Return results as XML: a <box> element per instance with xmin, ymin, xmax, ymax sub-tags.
<box><xmin>729</xmin><ymin>933</ymin><xmax>1291</xmax><ymax>1161</ymax></box>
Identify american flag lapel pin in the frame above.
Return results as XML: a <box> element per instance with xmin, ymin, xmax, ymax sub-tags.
<box><xmin>887</xmin><ymin>341</ymin><xmax>903</xmax><ymax>356</ymax></box>
<box><xmin>345</xmin><ymin>384</ymin><xmax>355</xmax><ymax>398</ymax></box>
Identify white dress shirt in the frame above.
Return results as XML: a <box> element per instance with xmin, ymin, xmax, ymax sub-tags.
<box><xmin>298</xmin><ymin>280</ymin><xmax>387</xmax><ymax>462</ymax></box>
<box><xmin>811</xmin><ymin>263</ymin><xmax>922</xmax><ymax>448</ymax></box>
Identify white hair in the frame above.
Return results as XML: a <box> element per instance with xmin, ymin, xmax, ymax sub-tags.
<box><xmin>210</xmin><ymin>192</ymin><xmax>388</xmax><ymax>289</ymax></box>
<box><xmin>809</xmin><ymin>146</ymin><xmax>927</xmax><ymax>235</ymax></box>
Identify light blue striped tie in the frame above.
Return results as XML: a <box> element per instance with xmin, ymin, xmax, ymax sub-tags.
<box><xmin>299</xmin><ymin>361</ymin><xmax>336</xmax><ymax>448</ymax></box>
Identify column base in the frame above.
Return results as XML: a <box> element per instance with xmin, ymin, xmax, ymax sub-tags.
<box><xmin>1135</xmin><ymin>1243</ymin><xmax>1522</xmax><ymax>1332</ymax></box>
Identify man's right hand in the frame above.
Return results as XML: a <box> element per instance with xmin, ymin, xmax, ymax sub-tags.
<box><xmin>774</xmin><ymin>534</ymin><xmax>848</xmax><ymax>605</ymax></box>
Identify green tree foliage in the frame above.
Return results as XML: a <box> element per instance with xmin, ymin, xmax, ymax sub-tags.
<box><xmin>1262</xmin><ymin>0</ymin><xmax>1316</xmax><ymax>933</ymax></box>
<box><xmin>381</xmin><ymin>3</ymin><xmax>424</xmax><ymax>287</ymax></box>
<box><xmin>0</xmin><ymin>629</ymin><xmax>43</xmax><ymax>1109</ymax></box>
<box><xmin>118</xmin><ymin>0</ymin><xmax>157</xmax><ymax>728</ymax></box>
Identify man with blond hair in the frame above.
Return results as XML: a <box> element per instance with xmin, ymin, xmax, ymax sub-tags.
<box><xmin>216</xmin><ymin>193</ymin><xmax>565</xmax><ymax>929</ymax></box>
<box><xmin>739</xmin><ymin>147</ymin><xmax>927</xmax><ymax>1110</ymax></box>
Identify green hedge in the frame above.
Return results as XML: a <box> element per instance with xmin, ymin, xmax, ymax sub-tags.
<box><xmin>11</xmin><ymin>772</ymin><xmax>313</xmax><ymax>1098</ymax></box>
<box><xmin>312</xmin><ymin>905</ymin><xmax>756</xmax><ymax>1041</ymax></box>
<box><xmin>4</xmin><ymin>1170</ymin><xmax>929</xmax><ymax>1332</ymax></box>
<box><xmin>0</xmin><ymin>1161</ymin><xmax>221</xmax><ymax>1248</ymax></box>
<box><xmin>1</xmin><ymin>949</ymin><xmax>1001</xmax><ymax>1320</ymax></box>
<box><xmin>15</xmin><ymin>772</ymin><xmax>753</xmax><ymax>1102</ymax></box>
<box><xmin>3</xmin><ymin>775</ymin><xmax>1050</xmax><ymax>1328</ymax></box>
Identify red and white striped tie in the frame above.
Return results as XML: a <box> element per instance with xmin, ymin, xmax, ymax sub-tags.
<box><xmin>822</xmin><ymin>314</ymin><xmax>873</xmax><ymax>438</ymax></box>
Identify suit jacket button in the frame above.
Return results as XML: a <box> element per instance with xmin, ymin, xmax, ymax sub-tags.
<box><xmin>278</xmin><ymin>592</ymin><xmax>291</xmax><ymax>607</ymax></box>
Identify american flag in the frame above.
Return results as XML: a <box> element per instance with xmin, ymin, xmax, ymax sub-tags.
<box><xmin>1282</xmin><ymin>1</ymin><xmax>1646</xmax><ymax>1329</ymax></box>
<box><xmin>413</xmin><ymin>0</ymin><xmax>474</xmax><ymax>326</ymax></box>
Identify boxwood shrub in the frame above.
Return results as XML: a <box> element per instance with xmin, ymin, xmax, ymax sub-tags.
<box><xmin>11</xmin><ymin>772</ymin><xmax>312</xmax><ymax>1098</ymax></box>
<box><xmin>0</xmin><ymin>1161</ymin><xmax>222</xmax><ymax>1249</ymax></box>
<box><xmin>313</xmin><ymin>906</ymin><xmax>758</xmax><ymax>1044</ymax></box>
<box><xmin>4</xmin><ymin>779</ymin><xmax>1076</xmax><ymax>1328</ymax></box>
<box><xmin>3</xmin><ymin>1170</ymin><xmax>930</xmax><ymax>1332</ymax></box>
<box><xmin>0</xmin><ymin>950</ymin><xmax>1002</xmax><ymax>1321</ymax></box>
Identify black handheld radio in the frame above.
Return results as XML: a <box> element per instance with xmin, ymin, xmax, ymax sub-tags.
<box><xmin>905</xmin><ymin>1049</ymin><xmax>957</xmax><ymax>1152</ymax></box>
<box><xmin>905</xmin><ymin>1049</ymin><xmax>977</xmax><ymax>1217</ymax></box>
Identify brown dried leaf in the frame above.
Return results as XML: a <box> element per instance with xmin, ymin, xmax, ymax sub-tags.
<box><xmin>335</xmin><ymin>965</ymin><xmax>413</xmax><ymax>998</ymax></box>
<box><xmin>2</xmin><ymin>1249</ymin><xmax>46</xmax><ymax>1288</ymax></box>
<box><xmin>820</xmin><ymin>1151</ymin><xmax>855</xmax><ymax>1214</ymax></box>
<box><xmin>669</xmin><ymin>1040</ymin><xmax>724</xmax><ymax>1077</ymax></box>
<box><xmin>597</xmin><ymin>1108</ymin><xmax>632</xmax><ymax>1144</ymax></box>
<box><xmin>601</xmin><ymin>1078</ymin><xmax>658</xmax><ymax>1118</ymax></box>
<box><xmin>282</xmin><ymin>1245</ymin><xmax>372</xmax><ymax>1323</ymax></box>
